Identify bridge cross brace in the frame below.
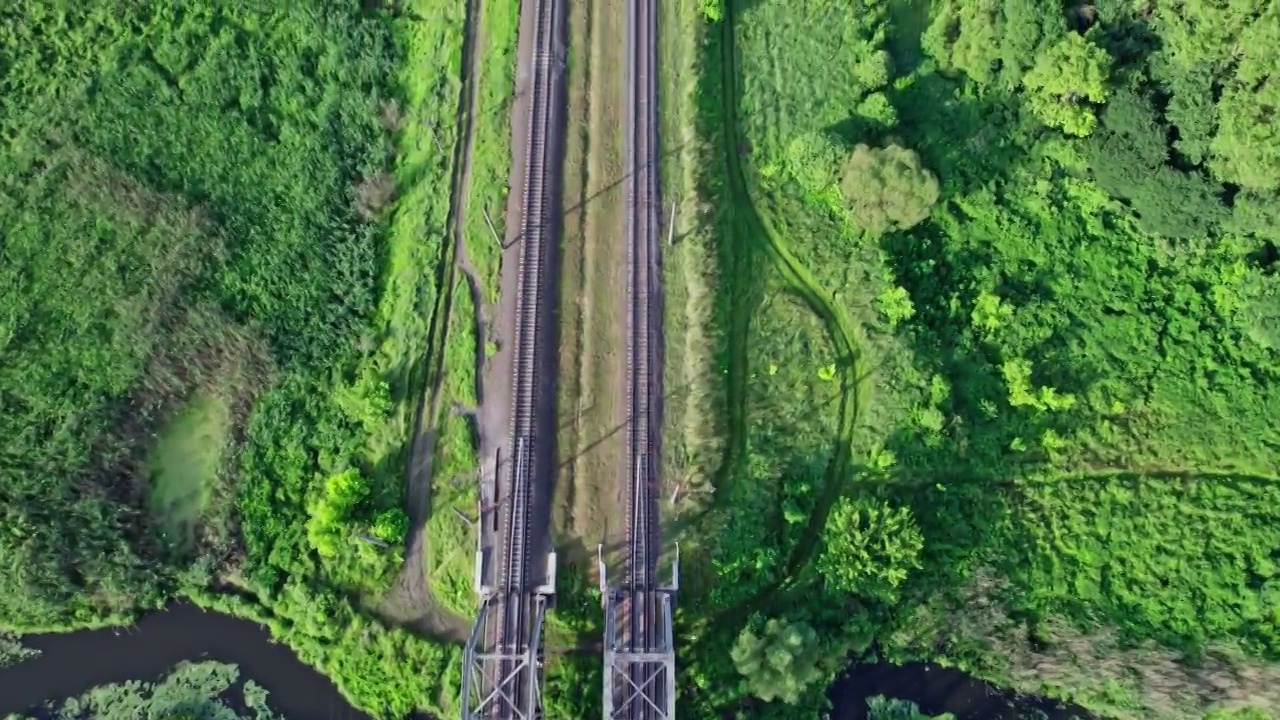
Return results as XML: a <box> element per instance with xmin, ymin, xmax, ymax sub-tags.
<box><xmin>462</xmin><ymin>594</ymin><xmax>548</xmax><ymax>720</ymax></box>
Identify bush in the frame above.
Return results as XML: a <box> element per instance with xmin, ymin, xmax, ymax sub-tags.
<box><xmin>730</xmin><ymin>618</ymin><xmax>824</xmax><ymax>704</ymax></box>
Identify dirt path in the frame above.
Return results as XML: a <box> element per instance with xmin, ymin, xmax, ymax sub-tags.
<box><xmin>551</xmin><ymin>0</ymin><xmax>632</xmax><ymax>572</ymax></box>
<box><xmin>710</xmin><ymin>0</ymin><xmax>867</xmax><ymax>613</ymax></box>
<box><xmin>379</xmin><ymin>0</ymin><xmax>489</xmax><ymax>642</ymax></box>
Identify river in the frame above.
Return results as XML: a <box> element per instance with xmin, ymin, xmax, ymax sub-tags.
<box><xmin>0</xmin><ymin>603</ymin><xmax>373</xmax><ymax>720</ymax></box>
<box><xmin>830</xmin><ymin>660</ymin><xmax>1091</xmax><ymax>720</ymax></box>
<box><xmin>1</xmin><ymin>605</ymin><xmax>1089</xmax><ymax>720</ymax></box>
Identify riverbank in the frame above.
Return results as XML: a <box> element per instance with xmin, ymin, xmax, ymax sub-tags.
<box><xmin>1</xmin><ymin>603</ymin><xmax>1095</xmax><ymax>720</ymax></box>
<box><xmin>0</xmin><ymin>604</ymin><xmax>377</xmax><ymax>720</ymax></box>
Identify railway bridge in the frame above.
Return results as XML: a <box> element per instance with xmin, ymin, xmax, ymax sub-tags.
<box><xmin>459</xmin><ymin>0</ymin><xmax>675</xmax><ymax>716</ymax></box>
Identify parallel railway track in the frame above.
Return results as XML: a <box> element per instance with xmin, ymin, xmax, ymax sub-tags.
<box><xmin>618</xmin><ymin>0</ymin><xmax>665</xmax><ymax>716</ymax></box>
<box><xmin>464</xmin><ymin>0</ymin><xmax>562</xmax><ymax>712</ymax></box>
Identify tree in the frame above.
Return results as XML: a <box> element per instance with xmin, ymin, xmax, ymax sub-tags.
<box><xmin>730</xmin><ymin>618</ymin><xmax>824</xmax><ymax>704</ymax></box>
<box><xmin>923</xmin><ymin>0</ymin><xmax>1062</xmax><ymax>86</ymax></box>
<box><xmin>307</xmin><ymin>469</ymin><xmax>370</xmax><ymax>558</ymax></box>
<box><xmin>1022</xmin><ymin>32</ymin><xmax>1112</xmax><ymax>136</ymax></box>
<box><xmin>840</xmin><ymin>143</ymin><xmax>939</xmax><ymax>235</ymax></box>
<box><xmin>372</xmin><ymin>507</ymin><xmax>409</xmax><ymax>544</ymax></box>
<box><xmin>1152</xmin><ymin>0</ymin><xmax>1262</xmax><ymax>75</ymax></box>
<box><xmin>818</xmin><ymin>496</ymin><xmax>924</xmax><ymax>602</ymax></box>
<box><xmin>1208</xmin><ymin>19</ymin><xmax>1280</xmax><ymax>191</ymax></box>
<box><xmin>1084</xmin><ymin>87</ymin><xmax>1227</xmax><ymax>238</ymax></box>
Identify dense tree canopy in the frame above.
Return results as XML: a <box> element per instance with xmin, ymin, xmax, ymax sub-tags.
<box><xmin>1022</xmin><ymin>32</ymin><xmax>1111</xmax><ymax>136</ymax></box>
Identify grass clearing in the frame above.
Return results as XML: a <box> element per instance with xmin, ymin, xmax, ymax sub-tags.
<box><xmin>148</xmin><ymin>394</ymin><xmax>231</xmax><ymax>551</ymax></box>
<box><xmin>674</xmin><ymin>1</ymin><xmax>1280</xmax><ymax>719</ymax></box>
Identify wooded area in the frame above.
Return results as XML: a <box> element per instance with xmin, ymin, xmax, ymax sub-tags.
<box><xmin>673</xmin><ymin>0</ymin><xmax>1280</xmax><ymax>719</ymax></box>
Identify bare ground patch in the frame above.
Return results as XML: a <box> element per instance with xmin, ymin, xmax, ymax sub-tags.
<box><xmin>553</xmin><ymin>0</ymin><xmax>632</xmax><ymax>571</ymax></box>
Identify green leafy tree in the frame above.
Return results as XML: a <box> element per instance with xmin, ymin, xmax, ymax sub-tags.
<box><xmin>924</xmin><ymin>0</ymin><xmax>1061</xmax><ymax>86</ymax></box>
<box><xmin>923</xmin><ymin>0</ymin><xmax>1002</xmax><ymax>84</ymax></box>
<box><xmin>875</xmin><ymin>286</ymin><xmax>916</xmax><ymax>327</ymax></box>
<box><xmin>1208</xmin><ymin>19</ymin><xmax>1280</xmax><ymax>191</ymax></box>
<box><xmin>372</xmin><ymin>507</ymin><xmax>410</xmax><ymax>545</ymax></box>
<box><xmin>1023</xmin><ymin>32</ymin><xmax>1112</xmax><ymax>136</ymax></box>
<box><xmin>730</xmin><ymin>618</ymin><xmax>824</xmax><ymax>704</ymax></box>
<box><xmin>307</xmin><ymin>469</ymin><xmax>370</xmax><ymax>558</ymax></box>
<box><xmin>1084</xmin><ymin>87</ymin><xmax>1227</xmax><ymax>238</ymax></box>
<box><xmin>840</xmin><ymin>143</ymin><xmax>939</xmax><ymax>235</ymax></box>
<box><xmin>818</xmin><ymin>497</ymin><xmax>924</xmax><ymax>602</ymax></box>
<box><xmin>1153</xmin><ymin>0</ymin><xmax>1262</xmax><ymax>74</ymax></box>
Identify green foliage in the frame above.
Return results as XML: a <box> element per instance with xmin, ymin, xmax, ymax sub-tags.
<box><xmin>0</xmin><ymin>1</ymin><xmax>465</xmax><ymax>716</ymax></box>
<box><xmin>1023</xmin><ymin>33</ymin><xmax>1112</xmax><ymax>136</ymax></box>
<box><xmin>29</xmin><ymin>661</ymin><xmax>282</xmax><ymax>720</ymax></box>
<box><xmin>786</xmin><ymin>132</ymin><xmax>846</xmax><ymax>197</ymax></box>
<box><xmin>729</xmin><ymin>618</ymin><xmax>825</xmax><ymax>704</ymax></box>
<box><xmin>924</xmin><ymin>0</ymin><xmax>1063</xmax><ymax>87</ymax></box>
<box><xmin>840</xmin><ymin>143</ymin><xmax>940</xmax><ymax>235</ymax></box>
<box><xmin>306</xmin><ymin>470</ymin><xmax>370</xmax><ymax>559</ymax></box>
<box><xmin>999</xmin><ymin>477</ymin><xmax>1280</xmax><ymax>655</ymax></box>
<box><xmin>700</xmin><ymin>0</ymin><xmax>725</xmax><ymax>22</ymax></box>
<box><xmin>1203</xmin><ymin>708</ymin><xmax>1276</xmax><ymax>720</ymax></box>
<box><xmin>1208</xmin><ymin>18</ymin><xmax>1280</xmax><ymax>191</ymax></box>
<box><xmin>0</xmin><ymin>631</ymin><xmax>39</xmax><ymax>669</ymax></box>
<box><xmin>0</xmin><ymin>148</ymin><xmax>218</xmax><ymax>628</ymax></box>
<box><xmin>818</xmin><ymin>497</ymin><xmax>924</xmax><ymax>602</ymax></box>
<box><xmin>684</xmin><ymin>0</ymin><xmax>1280</xmax><ymax>719</ymax></box>
<box><xmin>371</xmin><ymin>507</ymin><xmax>409</xmax><ymax>545</ymax></box>
<box><xmin>1082</xmin><ymin>87</ymin><xmax>1227</xmax><ymax>238</ymax></box>
<box><xmin>866</xmin><ymin>695</ymin><xmax>955</xmax><ymax>720</ymax></box>
<box><xmin>875</xmin><ymin>286</ymin><xmax>916</xmax><ymax>327</ymax></box>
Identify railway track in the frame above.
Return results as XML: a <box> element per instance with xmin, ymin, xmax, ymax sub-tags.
<box><xmin>614</xmin><ymin>0</ymin><xmax>667</xmax><ymax>716</ymax></box>
<box><xmin>462</xmin><ymin>0</ymin><xmax>562</xmax><ymax>712</ymax></box>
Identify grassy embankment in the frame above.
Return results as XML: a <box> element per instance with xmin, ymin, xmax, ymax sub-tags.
<box><xmin>669</xmin><ymin>0</ymin><xmax>1280</xmax><ymax>719</ymax></box>
<box><xmin>0</xmin><ymin>3</ymin><xmax>518</xmax><ymax>717</ymax></box>
<box><xmin>418</xmin><ymin>0</ymin><xmax>522</xmax><ymax>621</ymax></box>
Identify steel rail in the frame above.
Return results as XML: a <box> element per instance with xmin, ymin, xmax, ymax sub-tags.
<box><xmin>621</xmin><ymin>0</ymin><xmax>662</xmax><ymax>716</ymax></box>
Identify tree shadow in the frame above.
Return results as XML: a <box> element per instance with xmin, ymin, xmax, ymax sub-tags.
<box><xmin>889</xmin><ymin>72</ymin><xmax>1028</xmax><ymax>196</ymax></box>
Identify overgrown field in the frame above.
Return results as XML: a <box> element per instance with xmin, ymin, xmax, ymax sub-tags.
<box><xmin>667</xmin><ymin>0</ymin><xmax>1280</xmax><ymax>719</ymax></box>
<box><xmin>0</xmin><ymin>2</ymin><xmax>514</xmax><ymax>717</ymax></box>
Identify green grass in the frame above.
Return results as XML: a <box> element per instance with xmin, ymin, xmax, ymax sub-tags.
<box><xmin>148</xmin><ymin>394</ymin><xmax>231</xmax><ymax>552</ymax></box>
<box><xmin>674</xmin><ymin>1</ymin><xmax>1280</xmax><ymax>720</ymax></box>
<box><xmin>421</xmin><ymin>0</ymin><xmax>521</xmax><ymax>619</ymax></box>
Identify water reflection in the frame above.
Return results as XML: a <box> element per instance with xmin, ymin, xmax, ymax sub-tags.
<box><xmin>829</xmin><ymin>661</ymin><xmax>1092</xmax><ymax>720</ymax></box>
<box><xmin>0</xmin><ymin>603</ymin><xmax>371</xmax><ymax>720</ymax></box>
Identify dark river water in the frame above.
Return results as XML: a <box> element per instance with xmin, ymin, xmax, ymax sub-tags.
<box><xmin>0</xmin><ymin>603</ymin><xmax>374</xmax><ymax>720</ymax></box>
<box><xmin>831</xmin><ymin>661</ymin><xmax>1091</xmax><ymax>720</ymax></box>
<box><xmin>1</xmin><ymin>604</ymin><xmax>1089</xmax><ymax>720</ymax></box>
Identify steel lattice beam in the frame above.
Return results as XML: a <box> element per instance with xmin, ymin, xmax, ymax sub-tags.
<box><xmin>600</xmin><ymin>545</ymin><xmax>678</xmax><ymax>720</ymax></box>
<box><xmin>462</xmin><ymin>594</ymin><xmax>548</xmax><ymax>720</ymax></box>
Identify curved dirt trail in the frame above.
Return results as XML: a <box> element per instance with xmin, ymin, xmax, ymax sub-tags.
<box><xmin>711</xmin><ymin>0</ymin><xmax>868</xmax><ymax>609</ymax></box>
<box><xmin>381</xmin><ymin>0</ymin><xmax>489</xmax><ymax>643</ymax></box>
